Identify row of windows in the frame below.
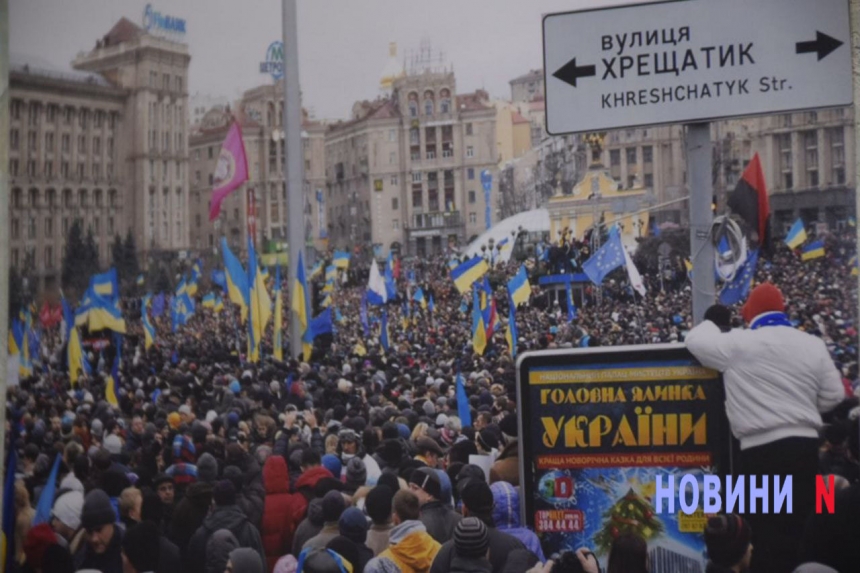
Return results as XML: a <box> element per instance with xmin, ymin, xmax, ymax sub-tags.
<box><xmin>10</xmin><ymin>216</ymin><xmax>115</xmax><ymax>240</ymax></box>
<box><xmin>10</xmin><ymin>100</ymin><xmax>119</xmax><ymax>130</ymax></box>
<box><xmin>609</xmin><ymin>145</ymin><xmax>654</xmax><ymax>167</ymax></box>
<box><xmin>149</xmin><ymin>72</ymin><xmax>183</xmax><ymax>93</ymax></box>
<box><xmin>9</xmin><ymin>158</ymin><xmax>115</xmax><ymax>181</ymax></box>
<box><xmin>11</xmin><ymin>187</ymin><xmax>119</xmax><ymax>209</ymax></box>
<box><xmin>407</xmin><ymin>88</ymin><xmax>452</xmax><ymax>118</ymax></box>
<box><xmin>10</xmin><ymin>129</ymin><xmax>115</xmax><ymax>158</ymax></box>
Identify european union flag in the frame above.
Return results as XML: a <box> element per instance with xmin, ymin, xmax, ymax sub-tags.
<box><xmin>211</xmin><ymin>270</ymin><xmax>228</xmax><ymax>292</ymax></box>
<box><xmin>151</xmin><ymin>293</ymin><xmax>166</xmax><ymax>317</ymax></box>
<box><xmin>719</xmin><ymin>249</ymin><xmax>759</xmax><ymax>305</ymax></box>
<box><xmin>582</xmin><ymin>233</ymin><xmax>625</xmax><ymax>285</ymax></box>
<box><xmin>311</xmin><ymin>307</ymin><xmax>334</xmax><ymax>336</ymax></box>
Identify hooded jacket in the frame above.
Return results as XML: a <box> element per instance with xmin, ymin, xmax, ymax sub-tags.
<box><xmin>419</xmin><ymin>500</ymin><xmax>461</xmax><ymax>545</ymax></box>
<box><xmin>186</xmin><ymin>504</ymin><xmax>265</xmax><ymax>573</ymax></box>
<box><xmin>490</xmin><ymin>482</ymin><xmax>545</xmax><ymax>562</ymax></box>
<box><xmin>292</xmin><ymin>498</ymin><xmax>324</xmax><ymax>556</ymax></box>
<box><xmin>374</xmin><ymin>520</ymin><xmax>441</xmax><ymax>573</ymax></box>
<box><xmin>293</xmin><ymin>466</ymin><xmax>334</xmax><ymax>524</ymax></box>
<box><xmin>205</xmin><ymin>529</ymin><xmax>239</xmax><ymax>573</ymax></box>
<box><xmin>73</xmin><ymin>522</ymin><xmax>124</xmax><ymax>573</ymax></box>
<box><xmin>261</xmin><ymin>456</ymin><xmax>302</xmax><ymax>571</ymax></box>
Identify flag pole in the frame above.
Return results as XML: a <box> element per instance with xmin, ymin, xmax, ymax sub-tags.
<box><xmin>685</xmin><ymin>122</ymin><xmax>716</xmax><ymax>325</ymax></box>
<box><xmin>283</xmin><ymin>0</ymin><xmax>306</xmax><ymax>359</ymax></box>
<box><xmin>0</xmin><ymin>0</ymin><xmax>10</xmax><ymax>528</ymax></box>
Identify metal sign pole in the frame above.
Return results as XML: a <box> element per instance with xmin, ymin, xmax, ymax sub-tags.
<box><xmin>686</xmin><ymin>123</ymin><xmax>715</xmax><ymax>325</ymax></box>
<box><xmin>282</xmin><ymin>0</ymin><xmax>306</xmax><ymax>359</ymax></box>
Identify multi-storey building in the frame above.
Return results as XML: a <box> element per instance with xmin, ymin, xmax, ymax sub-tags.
<box><xmin>9</xmin><ymin>59</ymin><xmax>126</xmax><ymax>291</ymax></box>
<box><xmin>509</xmin><ymin>69</ymin><xmax>544</xmax><ymax>104</ymax></box>
<box><xmin>324</xmin><ymin>62</ymin><xmax>497</xmax><ymax>258</ymax></box>
<box><xmin>72</xmin><ymin>17</ymin><xmax>191</xmax><ymax>256</ymax></box>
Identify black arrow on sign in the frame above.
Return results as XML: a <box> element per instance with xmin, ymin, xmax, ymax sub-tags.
<box><xmin>795</xmin><ymin>31</ymin><xmax>843</xmax><ymax>61</ymax></box>
<box><xmin>553</xmin><ymin>57</ymin><xmax>596</xmax><ymax>88</ymax></box>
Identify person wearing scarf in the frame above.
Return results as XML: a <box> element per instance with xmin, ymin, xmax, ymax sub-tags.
<box><xmin>686</xmin><ymin>283</ymin><xmax>845</xmax><ymax>573</ymax></box>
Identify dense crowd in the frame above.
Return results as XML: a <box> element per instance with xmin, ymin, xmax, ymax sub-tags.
<box><xmin>5</xmin><ymin>230</ymin><xmax>860</xmax><ymax>573</ymax></box>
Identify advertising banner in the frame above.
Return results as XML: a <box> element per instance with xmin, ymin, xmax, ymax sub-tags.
<box><xmin>517</xmin><ymin>344</ymin><xmax>730</xmax><ymax>571</ymax></box>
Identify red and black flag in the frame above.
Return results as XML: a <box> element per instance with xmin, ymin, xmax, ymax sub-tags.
<box><xmin>728</xmin><ymin>153</ymin><xmax>771</xmax><ymax>252</ymax></box>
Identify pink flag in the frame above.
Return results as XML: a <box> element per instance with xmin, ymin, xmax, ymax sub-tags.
<box><xmin>208</xmin><ymin>121</ymin><xmax>249</xmax><ymax>221</ymax></box>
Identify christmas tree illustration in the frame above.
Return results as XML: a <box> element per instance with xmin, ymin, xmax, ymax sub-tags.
<box><xmin>593</xmin><ymin>488</ymin><xmax>664</xmax><ymax>555</ymax></box>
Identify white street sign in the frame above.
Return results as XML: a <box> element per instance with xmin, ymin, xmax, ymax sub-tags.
<box><xmin>543</xmin><ymin>0</ymin><xmax>852</xmax><ymax>134</ymax></box>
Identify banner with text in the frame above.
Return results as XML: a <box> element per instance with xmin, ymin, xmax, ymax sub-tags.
<box><xmin>517</xmin><ymin>345</ymin><xmax>730</xmax><ymax>569</ymax></box>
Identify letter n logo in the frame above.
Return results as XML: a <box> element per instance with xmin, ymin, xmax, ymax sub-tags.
<box><xmin>815</xmin><ymin>475</ymin><xmax>835</xmax><ymax>514</ymax></box>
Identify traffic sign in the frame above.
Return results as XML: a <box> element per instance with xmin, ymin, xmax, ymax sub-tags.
<box><xmin>542</xmin><ymin>0</ymin><xmax>852</xmax><ymax>134</ymax></box>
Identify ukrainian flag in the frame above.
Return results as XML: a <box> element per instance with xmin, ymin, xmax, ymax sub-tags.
<box><xmin>273</xmin><ymin>264</ymin><xmax>284</xmax><ymax>361</ymax></box>
<box><xmin>448</xmin><ymin>259</ymin><xmax>459</xmax><ymax>271</ymax></box>
<box><xmin>322</xmin><ymin>279</ymin><xmax>335</xmax><ymax>294</ymax></box>
<box><xmin>497</xmin><ymin>237</ymin><xmax>510</xmax><ymax>251</ymax></box>
<box><xmin>507</xmin><ymin>265</ymin><xmax>532</xmax><ymax>307</ymax></box>
<box><xmin>214</xmin><ymin>296</ymin><xmax>224</xmax><ymax>313</ymax></box>
<box><xmin>413</xmin><ymin>288</ymin><xmax>427</xmax><ymax>310</ymax></box>
<box><xmin>451</xmin><ymin>256</ymin><xmax>489</xmax><ymax>294</ymax></box>
<box><xmin>471</xmin><ymin>287</ymin><xmax>487</xmax><ymax>355</ymax></box>
<box><xmin>136</xmin><ymin>274</ymin><xmax>145</xmax><ymax>286</ymax></box>
<box><xmin>202</xmin><ymin>293</ymin><xmax>216</xmax><ymax>308</ymax></box>
<box><xmin>221</xmin><ymin>238</ymin><xmax>249</xmax><ymax>322</ymax></box>
<box><xmin>321</xmin><ymin>293</ymin><xmax>332</xmax><ymax>308</ymax></box>
<box><xmin>784</xmin><ymin>218</ymin><xmax>807</xmax><ymax>250</ymax></box>
<box><xmin>309</xmin><ymin>261</ymin><xmax>323</xmax><ymax>279</ymax></box>
<box><xmin>91</xmin><ymin>268</ymin><xmax>119</xmax><ymax>300</ymax></box>
<box><xmin>849</xmin><ymin>216</ymin><xmax>856</xmax><ymax>228</ymax></box>
<box><xmin>86</xmin><ymin>291</ymin><xmax>127</xmax><ymax>333</ymax></box>
<box><xmin>801</xmin><ymin>240</ymin><xmax>825</xmax><ymax>261</ymax></box>
<box><xmin>333</xmin><ymin>250</ymin><xmax>351</xmax><ymax>269</ymax></box>
<box><xmin>291</xmin><ymin>251</ymin><xmax>313</xmax><ymax>361</ymax></box>
<box><xmin>68</xmin><ymin>325</ymin><xmax>87</xmax><ymax>385</ymax></box>
<box><xmin>506</xmin><ymin>295</ymin><xmax>518</xmax><ymax>359</ymax></box>
<box><xmin>142</xmin><ymin>295</ymin><xmax>156</xmax><ymax>350</ymax></box>
<box><xmin>171</xmin><ymin>292</ymin><xmax>195</xmax><ymax>332</ymax></box>
<box><xmin>852</xmin><ymin>256</ymin><xmax>859</xmax><ymax>276</ymax></box>
<box><xmin>247</xmin><ymin>238</ymin><xmax>272</xmax><ymax>363</ymax></box>
<box><xmin>325</xmin><ymin>265</ymin><xmax>338</xmax><ymax>282</ymax></box>
<box><xmin>105</xmin><ymin>351</ymin><xmax>120</xmax><ymax>408</ymax></box>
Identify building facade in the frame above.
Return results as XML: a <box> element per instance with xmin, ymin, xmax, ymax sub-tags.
<box><xmin>9</xmin><ymin>60</ymin><xmax>127</xmax><ymax>291</ymax></box>
<box><xmin>72</xmin><ymin>17</ymin><xmax>192</xmax><ymax>256</ymax></box>
<box><xmin>324</xmin><ymin>67</ymin><xmax>497</xmax><ymax>258</ymax></box>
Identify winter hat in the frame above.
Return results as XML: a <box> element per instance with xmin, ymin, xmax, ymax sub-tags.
<box><xmin>435</xmin><ymin>469</ymin><xmax>453</xmax><ymax>506</ymax></box>
<box><xmin>213</xmin><ymin>480</ymin><xmax>237</xmax><ymax>506</ymax></box>
<box><xmin>322</xmin><ymin>490</ymin><xmax>347</xmax><ymax>523</ymax></box>
<box><xmin>91</xmin><ymin>419</ymin><xmax>104</xmax><ymax>437</ymax></box>
<box><xmin>23</xmin><ymin>524</ymin><xmax>57</xmax><ymax>569</ymax></box>
<box><xmin>499</xmin><ymin>414</ymin><xmax>518</xmax><ymax>439</ymax></box>
<box><xmin>122</xmin><ymin>522</ymin><xmax>161</xmax><ymax>573</ymax></box>
<box><xmin>366</xmin><ymin>485</ymin><xmax>394</xmax><ymax>524</ymax></box>
<box><xmin>345</xmin><ymin>457</ymin><xmax>367</xmax><ymax>487</ymax></box>
<box><xmin>704</xmin><ymin>514</ymin><xmax>752</xmax><ymax>568</ymax></box>
<box><xmin>229</xmin><ymin>547</ymin><xmax>264</xmax><ymax>573</ymax></box>
<box><xmin>326</xmin><ymin>536</ymin><xmax>360</xmax><ymax>572</ymax></box>
<box><xmin>408</xmin><ymin>467</ymin><xmax>441</xmax><ymax>500</ymax></box>
<box><xmin>321</xmin><ymin>454</ymin><xmax>342</xmax><ymax>478</ymax></box>
<box><xmin>741</xmin><ymin>282</ymin><xmax>785</xmax><ymax>323</ymax></box>
<box><xmin>197</xmin><ymin>453</ymin><xmax>219</xmax><ymax>484</ymax></box>
<box><xmin>454</xmin><ymin>517</ymin><xmax>490</xmax><ymax>559</ymax></box>
<box><xmin>338</xmin><ymin>507</ymin><xmax>369</xmax><ymax>544</ymax></box>
<box><xmin>477</xmin><ymin>429</ymin><xmax>499</xmax><ymax>451</ymax></box>
<box><xmin>449</xmin><ymin>440</ymin><xmax>478</xmax><ymax>465</ymax></box>
<box><xmin>300</xmin><ymin>548</ymin><xmax>348</xmax><ymax>573</ymax></box>
<box><xmin>461</xmin><ymin>480</ymin><xmax>494</xmax><ymax>515</ymax></box>
<box><xmin>704</xmin><ymin>304</ymin><xmax>733</xmax><ymax>332</ymax></box>
<box><xmin>167</xmin><ymin>412</ymin><xmax>181</xmax><ymax>430</ymax></box>
<box><xmin>377</xmin><ymin>472</ymin><xmax>400</xmax><ymax>493</ymax></box>
<box><xmin>792</xmin><ymin>565</ymin><xmax>840</xmax><ymax>573</ymax></box>
<box><xmin>52</xmin><ymin>490</ymin><xmax>84</xmax><ymax>530</ymax></box>
<box><xmin>273</xmin><ymin>554</ymin><xmax>299</xmax><ymax>573</ymax></box>
<box><xmin>103</xmin><ymin>434</ymin><xmax>122</xmax><ymax>455</ymax></box>
<box><xmin>81</xmin><ymin>489</ymin><xmax>117</xmax><ymax>530</ymax></box>
<box><xmin>422</xmin><ymin>401</ymin><xmax>436</xmax><ymax>417</ymax></box>
<box><xmin>229</xmin><ymin>380</ymin><xmax>242</xmax><ymax>394</ymax></box>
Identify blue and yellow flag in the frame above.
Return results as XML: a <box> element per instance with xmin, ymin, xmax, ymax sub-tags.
<box><xmin>506</xmin><ymin>295</ymin><xmax>518</xmax><ymax>359</ymax></box>
<box><xmin>142</xmin><ymin>295</ymin><xmax>156</xmax><ymax>350</ymax></box>
<box><xmin>849</xmin><ymin>216</ymin><xmax>856</xmax><ymax>228</ymax></box>
<box><xmin>851</xmin><ymin>255</ymin><xmax>859</xmax><ymax>277</ymax></box>
<box><xmin>68</xmin><ymin>326</ymin><xmax>87</xmax><ymax>385</ymax></box>
<box><xmin>221</xmin><ymin>237</ymin><xmax>249</xmax><ymax>323</ymax></box>
<box><xmin>309</xmin><ymin>261</ymin><xmax>323</xmax><ymax>279</ymax></box>
<box><xmin>136</xmin><ymin>274</ymin><xmax>145</xmax><ymax>286</ymax></box>
<box><xmin>784</xmin><ymin>218</ymin><xmax>807</xmax><ymax>250</ymax></box>
<box><xmin>413</xmin><ymin>288</ymin><xmax>427</xmax><ymax>310</ymax></box>
<box><xmin>247</xmin><ymin>238</ymin><xmax>272</xmax><ymax>363</ymax></box>
<box><xmin>187</xmin><ymin>261</ymin><xmax>201</xmax><ymax>296</ymax></box>
<box><xmin>322</xmin><ymin>279</ymin><xmax>335</xmax><ymax>294</ymax></box>
<box><xmin>508</xmin><ymin>265</ymin><xmax>532</xmax><ymax>308</ymax></box>
<box><xmin>79</xmin><ymin>290</ymin><xmax>127</xmax><ymax>333</ymax></box>
<box><xmin>33</xmin><ymin>454</ymin><xmax>61</xmax><ymax>525</ymax></box>
<box><xmin>273</xmin><ymin>264</ymin><xmax>284</xmax><ymax>361</ymax></box>
<box><xmin>801</xmin><ymin>240</ymin><xmax>825</xmax><ymax>261</ymax></box>
<box><xmin>471</xmin><ymin>287</ymin><xmax>487</xmax><ymax>356</ymax></box>
<box><xmin>325</xmin><ymin>265</ymin><xmax>338</xmax><ymax>282</ymax></box>
<box><xmin>214</xmin><ymin>296</ymin><xmax>224</xmax><ymax>313</ymax></box>
<box><xmin>321</xmin><ymin>293</ymin><xmax>333</xmax><ymax>308</ymax></box>
<box><xmin>291</xmin><ymin>251</ymin><xmax>313</xmax><ymax>361</ymax></box>
<box><xmin>91</xmin><ymin>268</ymin><xmax>119</xmax><ymax>301</ymax></box>
<box><xmin>456</xmin><ymin>373</ymin><xmax>472</xmax><ymax>427</ymax></box>
<box><xmin>202</xmin><ymin>293</ymin><xmax>216</xmax><ymax>308</ymax></box>
<box><xmin>452</xmin><ymin>257</ymin><xmax>489</xmax><ymax>294</ymax></box>
<box><xmin>333</xmin><ymin>250</ymin><xmax>351</xmax><ymax>269</ymax></box>
<box><xmin>171</xmin><ymin>291</ymin><xmax>195</xmax><ymax>332</ymax></box>
<box><xmin>105</xmin><ymin>354</ymin><xmax>120</xmax><ymax>408</ymax></box>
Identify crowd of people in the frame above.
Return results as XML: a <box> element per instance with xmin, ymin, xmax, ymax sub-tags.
<box><xmin>5</xmin><ymin>229</ymin><xmax>860</xmax><ymax>573</ymax></box>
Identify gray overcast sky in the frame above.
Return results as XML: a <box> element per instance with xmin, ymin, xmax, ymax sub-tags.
<box><xmin>10</xmin><ymin>0</ymin><xmax>636</xmax><ymax>120</ymax></box>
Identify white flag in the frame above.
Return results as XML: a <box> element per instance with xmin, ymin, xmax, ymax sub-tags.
<box><xmin>623</xmin><ymin>247</ymin><xmax>646</xmax><ymax>297</ymax></box>
<box><xmin>367</xmin><ymin>259</ymin><xmax>388</xmax><ymax>303</ymax></box>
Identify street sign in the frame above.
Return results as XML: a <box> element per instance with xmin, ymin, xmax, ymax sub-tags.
<box><xmin>543</xmin><ymin>0</ymin><xmax>852</xmax><ymax>134</ymax></box>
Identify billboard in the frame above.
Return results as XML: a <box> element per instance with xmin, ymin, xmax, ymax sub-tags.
<box><xmin>517</xmin><ymin>344</ymin><xmax>731</xmax><ymax>571</ymax></box>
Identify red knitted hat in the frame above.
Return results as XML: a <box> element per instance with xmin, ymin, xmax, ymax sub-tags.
<box><xmin>742</xmin><ymin>282</ymin><xmax>785</xmax><ymax>324</ymax></box>
<box><xmin>24</xmin><ymin>523</ymin><xmax>57</xmax><ymax>569</ymax></box>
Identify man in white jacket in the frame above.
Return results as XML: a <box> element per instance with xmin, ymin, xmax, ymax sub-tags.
<box><xmin>686</xmin><ymin>283</ymin><xmax>845</xmax><ymax>573</ymax></box>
